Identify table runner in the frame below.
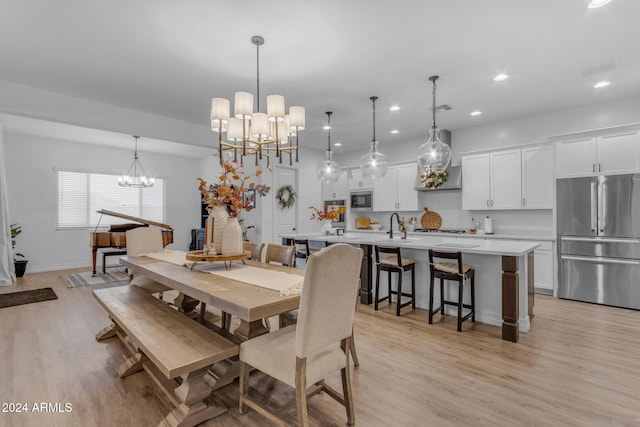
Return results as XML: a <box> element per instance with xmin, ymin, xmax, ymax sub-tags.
<box><xmin>143</xmin><ymin>250</ymin><xmax>188</xmax><ymax>266</ymax></box>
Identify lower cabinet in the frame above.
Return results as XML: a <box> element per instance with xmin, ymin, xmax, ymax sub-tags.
<box><xmin>531</xmin><ymin>241</ymin><xmax>554</xmax><ymax>294</ymax></box>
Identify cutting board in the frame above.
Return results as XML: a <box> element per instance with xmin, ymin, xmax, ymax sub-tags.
<box><xmin>356</xmin><ymin>218</ymin><xmax>371</xmax><ymax>229</ymax></box>
<box><xmin>420</xmin><ymin>208</ymin><xmax>442</xmax><ymax>230</ymax></box>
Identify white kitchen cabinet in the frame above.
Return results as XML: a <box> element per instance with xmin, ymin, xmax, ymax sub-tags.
<box><xmin>348</xmin><ymin>168</ymin><xmax>375</xmax><ymax>190</ymax></box>
<box><xmin>322</xmin><ymin>170</ymin><xmax>348</xmax><ymax>201</ymax></box>
<box><xmin>521</xmin><ymin>144</ymin><xmax>553</xmax><ymax>209</ymax></box>
<box><xmin>555</xmin><ymin>128</ymin><xmax>640</xmax><ymax>178</ymax></box>
<box><xmin>373</xmin><ymin>163</ymin><xmax>418</xmax><ymax>211</ymax></box>
<box><xmin>461</xmin><ymin>149</ymin><xmax>521</xmax><ymax>210</ymax></box>
<box><xmin>530</xmin><ymin>241</ymin><xmax>554</xmax><ymax>294</ymax></box>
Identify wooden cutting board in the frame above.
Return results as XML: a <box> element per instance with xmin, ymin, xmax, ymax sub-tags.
<box><xmin>356</xmin><ymin>218</ymin><xmax>371</xmax><ymax>229</ymax></box>
<box><xmin>420</xmin><ymin>208</ymin><xmax>442</xmax><ymax>230</ymax></box>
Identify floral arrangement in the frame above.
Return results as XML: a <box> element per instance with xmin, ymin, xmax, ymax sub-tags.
<box><xmin>420</xmin><ymin>169</ymin><xmax>449</xmax><ymax>189</ymax></box>
<box><xmin>198</xmin><ymin>160</ymin><xmax>270</xmax><ymax>217</ymax></box>
<box><xmin>309</xmin><ymin>205</ymin><xmax>346</xmax><ymax>222</ymax></box>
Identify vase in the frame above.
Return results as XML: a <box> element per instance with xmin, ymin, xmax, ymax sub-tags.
<box><xmin>221</xmin><ymin>216</ymin><xmax>244</xmax><ymax>256</ymax></box>
<box><xmin>211</xmin><ymin>203</ymin><xmax>228</xmax><ymax>255</ymax></box>
<box><xmin>321</xmin><ymin>220</ymin><xmax>333</xmax><ymax>235</ymax></box>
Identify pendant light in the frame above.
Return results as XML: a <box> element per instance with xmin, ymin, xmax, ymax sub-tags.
<box><xmin>417</xmin><ymin>75</ymin><xmax>452</xmax><ymax>174</ymax></box>
<box><xmin>359</xmin><ymin>96</ymin><xmax>388</xmax><ymax>179</ymax></box>
<box><xmin>316</xmin><ymin>111</ymin><xmax>341</xmax><ymax>183</ymax></box>
<box><xmin>118</xmin><ymin>135</ymin><xmax>154</xmax><ymax>187</ymax></box>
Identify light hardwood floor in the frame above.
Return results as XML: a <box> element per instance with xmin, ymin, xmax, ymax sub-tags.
<box><xmin>1</xmin><ymin>268</ymin><xmax>640</xmax><ymax>426</ymax></box>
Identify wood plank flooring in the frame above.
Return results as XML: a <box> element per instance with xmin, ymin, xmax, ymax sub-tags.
<box><xmin>1</xmin><ymin>268</ymin><xmax>639</xmax><ymax>426</ymax></box>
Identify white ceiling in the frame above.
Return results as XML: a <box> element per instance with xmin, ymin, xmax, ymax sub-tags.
<box><xmin>1</xmin><ymin>0</ymin><xmax>639</xmax><ymax>154</ymax></box>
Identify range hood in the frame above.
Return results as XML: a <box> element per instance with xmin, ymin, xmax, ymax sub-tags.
<box><xmin>414</xmin><ymin>129</ymin><xmax>462</xmax><ymax>191</ymax></box>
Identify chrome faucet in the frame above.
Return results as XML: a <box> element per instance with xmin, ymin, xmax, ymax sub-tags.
<box><xmin>389</xmin><ymin>212</ymin><xmax>407</xmax><ymax>239</ymax></box>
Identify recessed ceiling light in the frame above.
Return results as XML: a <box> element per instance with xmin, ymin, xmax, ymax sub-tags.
<box><xmin>390</xmin><ymin>105</ymin><xmax>400</xmax><ymax>111</ymax></box>
<box><xmin>390</xmin><ymin>129</ymin><xmax>400</xmax><ymax>134</ymax></box>
<box><xmin>470</xmin><ymin>110</ymin><xmax>482</xmax><ymax>116</ymax></box>
<box><xmin>588</xmin><ymin>0</ymin><xmax>613</xmax><ymax>8</ymax></box>
<box><xmin>494</xmin><ymin>73</ymin><xmax>509</xmax><ymax>82</ymax></box>
<box><xmin>334</xmin><ymin>142</ymin><xmax>342</xmax><ymax>147</ymax></box>
<box><xmin>322</xmin><ymin>125</ymin><xmax>331</xmax><ymax>130</ymax></box>
<box><xmin>594</xmin><ymin>81</ymin><xmax>611</xmax><ymax>88</ymax></box>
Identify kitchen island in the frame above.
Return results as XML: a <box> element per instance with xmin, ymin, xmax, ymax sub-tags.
<box><xmin>281</xmin><ymin>231</ymin><xmax>540</xmax><ymax>342</ymax></box>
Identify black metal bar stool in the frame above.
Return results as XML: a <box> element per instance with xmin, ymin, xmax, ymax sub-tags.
<box><xmin>293</xmin><ymin>239</ymin><xmax>317</xmax><ymax>268</ymax></box>
<box><xmin>374</xmin><ymin>246</ymin><xmax>416</xmax><ymax>316</ymax></box>
<box><xmin>428</xmin><ymin>250</ymin><xmax>475</xmax><ymax>332</ymax></box>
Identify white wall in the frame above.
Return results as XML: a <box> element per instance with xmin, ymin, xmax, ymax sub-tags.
<box><xmin>4</xmin><ymin>132</ymin><xmax>201</xmax><ymax>272</ymax></box>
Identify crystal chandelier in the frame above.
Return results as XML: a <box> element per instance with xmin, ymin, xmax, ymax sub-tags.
<box><xmin>417</xmin><ymin>75</ymin><xmax>452</xmax><ymax>174</ymax></box>
<box><xmin>211</xmin><ymin>36</ymin><xmax>304</xmax><ymax>166</ymax></box>
<box><xmin>359</xmin><ymin>96</ymin><xmax>388</xmax><ymax>179</ymax></box>
<box><xmin>118</xmin><ymin>135</ymin><xmax>154</xmax><ymax>187</ymax></box>
<box><xmin>316</xmin><ymin>111</ymin><xmax>341</xmax><ymax>183</ymax></box>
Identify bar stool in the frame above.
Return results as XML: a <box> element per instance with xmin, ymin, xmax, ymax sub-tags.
<box><xmin>374</xmin><ymin>246</ymin><xmax>416</xmax><ymax>316</ymax></box>
<box><xmin>292</xmin><ymin>239</ymin><xmax>319</xmax><ymax>268</ymax></box>
<box><xmin>428</xmin><ymin>250</ymin><xmax>475</xmax><ymax>332</ymax></box>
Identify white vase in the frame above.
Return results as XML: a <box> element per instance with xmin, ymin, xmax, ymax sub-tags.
<box><xmin>321</xmin><ymin>220</ymin><xmax>333</xmax><ymax>235</ymax></box>
<box><xmin>221</xmin><ymin>217</ymin><xmax>243</xmax><ymax>256</ymax></box>
<box><xmin>212</xmin><ymin>204</ymin><xmax>228</xmax><ymax>255</ymax></box>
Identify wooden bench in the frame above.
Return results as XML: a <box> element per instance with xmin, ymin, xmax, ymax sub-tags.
<box><xmin>93</xmin><ymin>285</ymin><xmax>238</xmax><ymax>427</ymax></box>
<box><xmin>101</xmin><ymin>249</ymin><xmax>127</xmax><ymax>274</ymax></box>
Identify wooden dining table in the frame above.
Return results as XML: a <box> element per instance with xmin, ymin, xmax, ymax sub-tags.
<box><xmin>120</xmin><ymin>255</ymin><xmax>303</xmax><ymax>341</ymax></box>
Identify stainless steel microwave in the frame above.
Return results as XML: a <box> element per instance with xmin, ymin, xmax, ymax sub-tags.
<box><xmin>350</xmin><ymin>191</ymin><xmax>373</xmax><ymax>210</ymax></box>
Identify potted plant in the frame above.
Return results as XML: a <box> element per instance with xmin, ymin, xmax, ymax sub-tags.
<box><xmin>10</xmin><ymin>223</ymin><xmax>28</xmax><ymax>277</ymax></box>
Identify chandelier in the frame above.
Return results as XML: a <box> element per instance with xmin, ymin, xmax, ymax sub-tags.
<box><xmin>417</xmin><ymin>75</ymin><xmax>452</xmax><ymax>174</ymax></box>
<box><xmin>316</xmin><ymin>111</ymin><xmax>341</xmax><ymax>183</ymax></box>
<box><xmin>359</xmin><ymin>96</ymin><xmax>388</xmax><ymax>179</ymax></box>
<box><xmin>211</xmin><ymin>35</ymin><xmax>304</xmax><ymax>166</ymax></box>
<box><xmin>118</xmin><ymin>135</ymin><xmax>154</xmax><ymax>187</ymax></box>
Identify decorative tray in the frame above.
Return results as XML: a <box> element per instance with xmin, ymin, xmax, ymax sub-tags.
<box><xmin>185</xmin><ymin>250</ymin><xmax>251</xmax><ymax>262</ymax></box>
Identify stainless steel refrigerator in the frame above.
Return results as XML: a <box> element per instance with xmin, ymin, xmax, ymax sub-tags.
<box><xmin>557</xmin><ymin>174</ymin><xmax>640</xmax><ymax>310</ymax></box>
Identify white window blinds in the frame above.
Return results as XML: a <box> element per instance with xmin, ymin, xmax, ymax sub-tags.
<box><xmin>57</xmin><ymin>170</ymin><xmax>165</xmax><ymax>229</ymax></box>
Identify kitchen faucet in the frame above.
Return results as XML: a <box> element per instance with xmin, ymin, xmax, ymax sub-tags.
<box><xmin>389</xmin><ymin>212</ymin><xmax>407</xmax><ymax>239</ymax></box>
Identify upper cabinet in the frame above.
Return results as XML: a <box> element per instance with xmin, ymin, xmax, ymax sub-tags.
<box><xmin>322</xmin><ymin>170</ymin><xmax>348</xmax><ymax>201</ymax></box>
<box><xmin>373</xmin><ymin>163</ymin><xmax>419</xmax><ymax>212</ymax></box>
<box><xmin>555</xmin><ymin>126</ymin><xmax>640</xmax><ymax>178</ymax></box>
<box><xmin>462</xmin><ymin>145</ymin><xmax>552</xmax><ymax>210</ymax></box>
<box><xmin>348</xmin><ymin>169</ymin><xmax>376</xmax><ymax>190</ymax></box>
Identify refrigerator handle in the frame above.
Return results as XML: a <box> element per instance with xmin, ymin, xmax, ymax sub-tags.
<box><xmin>561</xmin><ymin>255</ymin><xmax>640</xmax><ymax>266</ymax></box>
<box><xmin>590</xmin><ymin>182</ymin><xmax>597</xmax><ymax>232</ymax></box>
<box><xmin>598</xmin><ymin>181</ymin><xmax>604</xmax><ymax>233</ymax></box>
<box><xmin>600</xmin><ymin>182</ymin><xmax>606</xmax><ymax>233</ymax></box>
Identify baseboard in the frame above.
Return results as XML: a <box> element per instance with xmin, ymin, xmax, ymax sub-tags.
<box><xmin>25</xmin><ymin>262</ymin><xmax>91</xmax><ymax>274</ymax></box>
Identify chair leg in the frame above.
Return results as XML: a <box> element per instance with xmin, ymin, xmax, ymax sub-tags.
<box><xmin>239</xmin><ymin>361</ymin><xmax>249</xmax><ymax>415</ymax></box>
<box><xmin>387</xmin><ymin>270</ymin><xmax>392</xmax><ymax>304</ymax></box>
<box><xmin>457</xmin><ymin>281</ymin><xmax>464</xmax><ymax>332</ymax></box>
<box><xmin>471</xmin><ymin>276</ymin><xmax>476</xmax><ymax>322</ymax></box>
<box><xmin>349</xmin><ymin>331</ymin><xmax>360</xmax><ymax>367</ymax></box>
<box><xmin>428</xmin><ymin>272</ymin><xmax>435</xmax><ymax>324</ymax></box>
<box><xmin>396</xmin><ymin>271</ymin><xmax>403</xmax><ymax>316</ymax></box>
<box><xmin>374</xmin><ymin>267</ymin><xmax>381</xmax><ymax>310</ymax></box>
<box><xmin>342</xmin><ymin>340</ymin><xmax>356</xmax><ymax>425</ymax></box>
<box><xmin>295</xmin><ymin>357</ymin><xmax>309</xmax><ymax>427</ymax></box>
<box><xmin>440</xmin><ymin>278</ymin><xmax>445</xmax><ymax>315</ymax></box>
<box><xmin>411</xmin><ymin>268</ymin><xmax>416</xmax><ymax>309</ymax></box>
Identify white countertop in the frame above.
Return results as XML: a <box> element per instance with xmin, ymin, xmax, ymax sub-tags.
<box><xmin>280</xmin><ymin>232</ymin><xmax>540</xmax><ymax>256</ymax></box>
<box><xmin>344</xmin><ymin>228</ymin><xmax>555</xmax><ymax>242</ymax></box>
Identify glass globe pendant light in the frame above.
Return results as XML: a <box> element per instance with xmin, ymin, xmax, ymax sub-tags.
<box><xmin>316</xmin><ymin>111</ymin><xmax>341</xmax><ymax>183</ymax></box>
<box><xmin>359</xmin><ymin>96</ymin><xmax>388</xmax><ymax>179</ymax></box>
<box><xmin>417</xmin><ymin>75</ymin><xmax>452</xmax><ymax>174</ymax></box>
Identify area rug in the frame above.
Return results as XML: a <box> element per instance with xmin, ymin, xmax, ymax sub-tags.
<box><xmin>0</xmin><ymin>287</ymin><xmax>58</xmax><ymax>309</ymax></box>
<box><xmin>63</xmin><ymin>268</ymin><xmax>129</xmax><ymax>288</ymax></box>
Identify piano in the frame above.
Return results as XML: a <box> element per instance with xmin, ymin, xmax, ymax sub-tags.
<box><xmin>90</xmin><ymin>209</ymin><xmax>173</xmax><ymax>275</ymax></box>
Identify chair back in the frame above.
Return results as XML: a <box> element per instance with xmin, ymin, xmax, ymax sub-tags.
<box><xmin>375</xmin><ymin>245</ymin><xmax>404</xmax><ymax>267</ymax></box>
<box><xmin>126</xmin><ymin>227</ymin><xmax>163</xmax><ymax>256</ymax></box>
<box><xmin>243</xmin><ymin>241</ymin><xmax>264</xmax><ymax>261</ymax></box>
<box><xmin>293</xmin><ymin>239</ymin><xmax>310</xmax><ymax>257</ymax></box>
<box><xmin>295</xmin><ymin>244</ymin><xmax>363</xmax><ymax>358</ymax></box>
<box><xmin>428</xmin><ymin>250</ymin><xmax>465</xmax><ymax>276</ymax></box>
<box><xmin>265</xmin><ymin>243</ymin><xmax>294</xmax><ymax>266</ymax></box>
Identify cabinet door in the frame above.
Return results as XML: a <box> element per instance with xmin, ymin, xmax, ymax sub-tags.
<box><xmin>349</xmin><ymin>169</ymin><xmax>375</xmax><ymax>190</ymax></box>
<box><xmin>555</xmin><ymin>137</ymin><xmax>597</xmax><ymax>178</ymax></box>
<box><xmin>374</xmin><ymin>166</ymin><xmax>398</xmax><ymax>211</ymax></box>
<box><xmin>522</xmin><ymin>145</ymin><xmax>553</xmax><ymax>209</ymax></box>
<box><xmin>462</xmin><ymin>154</ymin><xmax>491</xmax><ymax>210</ymax></box>
<box><xmin>396</xmin><ymin>163</ymin><xmax>419</xmax><ymax>211</ymax></box>
<box><xmin>534</xmin><ymin>249</ymin><xmax>553</xmax><ymax>292</ymax></box>
<box><xmin>597</xmin><ymin>131</ymin><xmax>640</xmax><ymax>175</ymax></box>
<box><xmin>491</xmin><ymin>149</ymin><xmax>522</xmax><ymax>209</ymax></box>
<box><xmin>322</xmin><ymin>170</ymin><xmax>348</xmax><ymax>201</ymax></box>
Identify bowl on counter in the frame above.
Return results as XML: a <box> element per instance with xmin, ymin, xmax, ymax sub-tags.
<box><xmin>370</xmin><ymin>223</ymin><xmax>382</xmax><ymax>230</ymax></box>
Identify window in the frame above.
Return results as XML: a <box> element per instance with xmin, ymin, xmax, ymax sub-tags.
<box><xmin>57</xmin><ymin>170</ymin><xmax>165</xmax><ymax>229</ymax></box>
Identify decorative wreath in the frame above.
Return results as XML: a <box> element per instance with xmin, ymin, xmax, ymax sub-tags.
<box><xmin>276</xmin><ymin>185</ymin><xmax>297</xmax><ymax>209</ymax></box>
<box><xmin>420</xmin><ymin>169</ymin><xmax>449</xmax><ymax>189</ymax></box>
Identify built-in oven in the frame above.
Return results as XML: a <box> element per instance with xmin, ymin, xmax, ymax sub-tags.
<box><xmin>324</xmin><ymin>199</ymin><xmax>346</xmax><ymax>228</ymax></box>
<box><xmin>350</xmin><ymin>191</ymin><xmax>373</xmax><ymax>211</ymax></box>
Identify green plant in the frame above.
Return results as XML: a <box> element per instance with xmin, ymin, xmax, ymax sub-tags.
<box><xmin>10</xmin><ymin>223</ymin><xmax>24</xmax><ymax>260</ymax></box>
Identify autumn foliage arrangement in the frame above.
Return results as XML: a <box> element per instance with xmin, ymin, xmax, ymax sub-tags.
<box><xmin>309</xmin><ymin>205</ymin><xmax>346</xmax><ymax>222</ymax></box>
<box><xmin>198</xmin><ymin>160</ymin><xmax>270</xmax><ymax>217</ymax></box>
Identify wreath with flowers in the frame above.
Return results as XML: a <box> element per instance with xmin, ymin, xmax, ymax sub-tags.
<box><xmin>420</xmin><ymin>169</ymin><xmax>449</xmax><ymax>189</ymax></box>
<box><xmin>276</xmin><ymin>185</ymin><xmax>297</xmax><ymax>209</ymax></box>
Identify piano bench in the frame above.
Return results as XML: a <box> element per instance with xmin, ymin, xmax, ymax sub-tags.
<box><xmin>102</xmin><ymin>249</ymin><xmax>127</xmax><ymax>274</ymax></box>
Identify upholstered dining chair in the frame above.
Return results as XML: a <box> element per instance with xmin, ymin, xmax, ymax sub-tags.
<box><xmin>239</xmin><ymin>243</ymin><xmax>363</xmax><ymax>426</ymax></box>
<box><xmin>265</xmin><ymin>243</ymin><xmax>294</xmax><ymax>267</ymax></box>
<box><xmin>243</xmin><ymin>241</ymin><xmax>264</xmax><ymax>261</ymax></box>
<box><xmin>126</xmin><ymin>227</ymin><xmax>171</xmax><ymax>298</ymax></box>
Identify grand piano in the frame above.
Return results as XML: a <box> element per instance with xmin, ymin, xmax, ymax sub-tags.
<box><xmin>90</xmin><ymin>209</ymin><xmax>173</xmax><ymax>275</ymax></box>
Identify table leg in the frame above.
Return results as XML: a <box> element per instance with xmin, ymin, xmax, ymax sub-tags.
<box><xmin>234</xmin><ymin>319</ymin><xmax>270</xmax><ymax>341</ymax></box>
<box><xmin>502</xmin><ymin>255</ymin><xmax>519</xmax><ymax>342</ymax></box>
<box><xmin>174</xmin><ymin>293</ymin><xmax>200</xmax><ymax>314</ymax></box>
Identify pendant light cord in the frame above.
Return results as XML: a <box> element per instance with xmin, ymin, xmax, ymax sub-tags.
<box><xmin>429</xmin><ymin>75</ymin><xmax>439</xmax><ymax>129</ymax></box>
<box><xmin>370</xmin><ymin>96</ymin><xmax>378</xmax><ymax>142</ymax></box>
<box><xmin>256</xmin><ymin>41</ymin><xmax>260</xmax><ymax>112</ymax></box>
<box><xmin>326</xmin><ymin>112</ymin><xmax>332</xmax><ymax>152</ymax></box>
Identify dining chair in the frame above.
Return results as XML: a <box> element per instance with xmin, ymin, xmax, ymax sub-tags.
<box><xmin>243</xmin><ymin>241</ymin><xmax>264</xmax><ymax>261</ymax></box>
<box><xmin>239</xmin><ymin>243</ymin><xmax>363</xmax><ymax>426</ymax></box>
<box><xmin>126</xmin><ymin>227</ymin><xmax>171</xmax><ymax>298</ymax></box>
<box><xmin>265</xmin><ymin>243</ymin><xmax>294</xmax><ymax>267</ymax></box>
